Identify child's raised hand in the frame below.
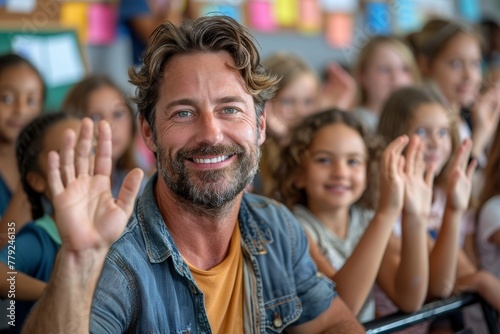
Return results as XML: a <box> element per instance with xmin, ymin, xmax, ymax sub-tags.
<box><xmin>319</xmin><ymin>63</ymin><xmax>357</xmax><ymax>111</ymax></box>
<box><xmin>47</xmin><ymin>118</ymin><xmax>144</xmax><ymax>253</ymax></box>
<box><xmin>470</xmin><ymin>85</ymin><xmax>500</xmax><ymax>154</ymax></box>
<box><xmin>402</xmin><ymin>136</ymin><xmax>435</xmax><ymax>218</ymax></box>
<box><xmin>446</xmin><ymin>139</ymin><xmax>477</xmax><ymax>212</ymax></box>
<box><xmin>377</xmin><ymin>135</ymin><xmax>408</xmax><ymax>215</ymax></box>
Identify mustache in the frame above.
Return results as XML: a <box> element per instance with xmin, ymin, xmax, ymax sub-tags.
<box><xmin>176</xmin><ymin>144</ymin><xmax>245</xmax><ymax>160</ymax></box>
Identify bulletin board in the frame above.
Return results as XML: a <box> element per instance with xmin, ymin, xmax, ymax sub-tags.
<box><xmin>0</xmin><ymin>25</ymin><xmax>88</xmax><ymax>112</ymax></box>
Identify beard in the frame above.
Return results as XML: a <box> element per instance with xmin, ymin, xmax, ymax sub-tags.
<box><xmin>157</xmin><ymin>141</ymin><xmax>260</xmax><ymax>209</ymax></box>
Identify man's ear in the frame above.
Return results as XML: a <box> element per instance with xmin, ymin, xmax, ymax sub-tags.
<box><xmin>26</xmin><ymin>171</ymin><xmax>46</xmax><ymax>194</ymax></box>
<box><xmin>140</xmin><ymin>115</ymin><xmax>157</xmax><ymax>153</ymax></box>
<box><xmin>258</xmin><ymin>107</ymin><xmax>267</xmax><ymax>146</ymax></box>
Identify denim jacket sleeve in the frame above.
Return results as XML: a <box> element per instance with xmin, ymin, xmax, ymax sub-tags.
<box><xmin>90</xmin><ymin>248</ymin><xmax>136</xmax><ymax>333</ymax></box>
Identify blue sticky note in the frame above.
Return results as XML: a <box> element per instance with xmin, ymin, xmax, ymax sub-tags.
<box><xmin>393</xmin><ymin>0</ymin><xmax>421</xmax><ymax>33</ymax></box>
<box><xmin>203</xmin><ymin>4</ymin><xmax>242</xmax><ymax>23</ymax></box>
<box><xmin>459</xmin><ymin>0</ymin><xmax>481</xmax><ymax>23</ymax></box>
<box><xmin>365</xmin><ymin>1</ymin><xmax>391</xmax><ymax>36</ymax></box>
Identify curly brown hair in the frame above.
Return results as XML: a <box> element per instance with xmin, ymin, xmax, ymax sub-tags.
<box><xmin>129</xmin><ymin>15</ymin><xmax>280</xmax><ymax>133</ymax></box>
<box><xmin>275</xmin><ymin>108</ymin><xmax>383</xmax><ymax>210</ymax></box>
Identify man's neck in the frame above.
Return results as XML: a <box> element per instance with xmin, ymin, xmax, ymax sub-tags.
<box><xmin>154</xmin><ymin>176</ymin><xmax>242</xmax><ymax>270</ymax></box>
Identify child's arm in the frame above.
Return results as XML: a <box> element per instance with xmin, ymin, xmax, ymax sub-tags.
<box><xmin>455</xmin><ymin>249</ymin><xmax>500</xmax><ymax>313</ymax></box>
<box><xmin>312</xmin><ymin>135</ymin><xmax>413</xmax><ymax>316</ymax></box>
<box><xmin>377</xmin><ymin>136</ymin><xmax>433</xmax><ymax>313</ymax></box>
<box><xmin>0</xmin><ymin>262</ymin><xmax>46</xmax><ymax>301</ymax></box>
<box><xmin>428</xmin><ymin>140</ymin><xmax>477</xmax><ymax>299</ymax></box>
<box><xmin>0</xmin><ymin>185</ymin><xmax>32</xmax><ymax>248</ymax></box>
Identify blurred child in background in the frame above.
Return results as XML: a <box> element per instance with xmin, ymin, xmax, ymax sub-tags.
<box><xmin>62</xmin><ymin>75</ymin><xmax>146</xmax><ymax>196</ymax></box>
<box><xmin>0</xmin><ymin>53</ymin><xmax>45</xmax><ymax>247</ymax></box>
<box><xmin>353</xmin><ymin>36</ymin><xmax>420</xmax><ymax>131</ymax></box>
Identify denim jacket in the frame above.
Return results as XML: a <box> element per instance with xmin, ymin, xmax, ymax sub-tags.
<box><xmin>90</xmin><ymin>175</ymin><xmax>336</xmax><ymax>333</ymax></box>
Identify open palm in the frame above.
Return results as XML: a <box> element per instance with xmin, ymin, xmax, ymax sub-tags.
<box><xmin>47</xmin><ymin>118</ymin><xmax>143</xmax><ymax>252</ymax></box>
<box><xmin>446</xmin><ymin>139</ymin><xmax>476</xmax><ymax>212</ymax></box>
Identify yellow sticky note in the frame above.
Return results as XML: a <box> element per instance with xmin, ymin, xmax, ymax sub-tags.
<box><xmin>60</xmin><ymin>2</ymin><xmax>88</xmax><ymax>44</ymax></box>
<box><xmin>274</xmin><ymin>0</ymin><xmax>298</xmax><ymax>28</ymax></box>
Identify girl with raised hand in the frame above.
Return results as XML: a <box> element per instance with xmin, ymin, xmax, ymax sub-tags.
<box><xmin>0</xmin><ymin>53</ymin><xmax>45</xmax><ymax>247</ymax></box>
<box><xmin>0</xmin><ymin>112</ymin><xmax>81</xmax><ymax>333</ymax></box>
<box><xmin>377</xmin><ymin>85</ymin><xmax>500</xmax><ymax>327</ymax></box>
<box><xmin>275</xmin><ymin>108</ymin><xmax>432</xmax><ymax>321</ymax></box>
<box><xmin>353</xmin><ymin>36</ymin><xmax>420</xmax><ymax>131</ymax></box>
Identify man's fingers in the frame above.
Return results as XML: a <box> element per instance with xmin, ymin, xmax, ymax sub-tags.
<box><xmin>47</xmin><ymin>151</ymin><xmax>64</xmax><ymax>197</ymax></box>
<box><xmin>60</xmin><ymin>129</ymin><xmax>77</xmax><ymax>185</ymax></box>
<box><xmin>115</xmin><ymin>169</ymin><xmax>144</xmax><ymax>216</ymax></box>
<box><xmin>94</xmin><ymin>120</ymin><xmax>113</xmax><ymax>177</ymax></box>
<box><xmin>75</xmin><ymin>118</ymin><xmax>94</xmax><ymax>177</ymax></box>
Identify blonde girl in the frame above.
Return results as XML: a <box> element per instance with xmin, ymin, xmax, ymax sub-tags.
<box><xmin>353</xmin><ymin>36</ymin><xmax>421</xmax><ymax>131</ymax></box>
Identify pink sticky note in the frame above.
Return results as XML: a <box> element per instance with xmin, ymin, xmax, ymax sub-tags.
<box><xmin>248</xmin><ymin>0</ymin><xmax>276</xmax><ymax>32</ymax></box>
<box><xmin>299</xmin><ymin>0</ymin><xmax>322</xmax><ymax>33</ymax></box>
<box><xmin>325</xmin><ymin>12</ymin><xmax>354</xmax><ymax>49</ymax></box>
<box><xmin>87</xmin><ymin>3</ymin><xmax>117</xmax><ymax>45</ymax></box>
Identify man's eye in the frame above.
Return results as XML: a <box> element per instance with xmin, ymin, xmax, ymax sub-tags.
<box><xmin>223</xmin><ymin>107</ymin><xmax>238</xmax><ymax>114</ymax></box>
<box><xmin>176</xmin><ymin>110</ymin><xmax>192</xmax><ymax>118</ymax></box>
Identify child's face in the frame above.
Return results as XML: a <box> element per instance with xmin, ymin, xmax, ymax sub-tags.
<box><xmin>361</xmin><ymin>44</ymin><xmax>414</xmax><ymax>106</ymax></box>
<box><xmin>269</xmin><ymin>72</ymin><xmax>318</xmax><ymax>137</ymax></box>
<box><xmin>86</xmin><ymin>86</ymin><xmax>133</xmax><ymax>162</ymax></box>
<box><xmin>406</xmin><ymin>103</ymin><xmax>452</xmax><ymax>175</ymax></box>
<box><xmin>429</xmin><ymin>33</ymin><xmax>482</xmax><ymax>108</ymax></box>
<box><xmin>296</xmin><ymin>123</ymin><xmax>367</xmax><ymax>212</ymax></box>
<box><xmin>33</xmin><ymin>119</ymin><xmax>83</xmax><ymax>199</ymax></box>
<box><xmin>0</xmin><ymin>65</ymin><xmax>43</xmax><ymax>143</ymax></box>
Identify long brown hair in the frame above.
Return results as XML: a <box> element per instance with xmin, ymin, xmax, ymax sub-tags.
<box><xmin>377</xmin><ymin>85</ymin><xmax>460</xmax><ymax>187</ymax></box>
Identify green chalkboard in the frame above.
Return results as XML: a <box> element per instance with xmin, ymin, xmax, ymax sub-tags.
<box><xmin>0</xmin><ymin>26</ymin><xmax>87</xmax><ymax>112</ymax></box>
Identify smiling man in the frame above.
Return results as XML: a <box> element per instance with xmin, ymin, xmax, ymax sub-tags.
<box><xmin>23</xmin><ymin>16</ymin><xmax>364</xmax><ymax>334</ymax></box>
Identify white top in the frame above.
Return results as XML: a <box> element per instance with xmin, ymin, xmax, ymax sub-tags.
<box><xmin>353</xmin><ymin>106</ymin><xmax>378</xmax><ymax>132</ymax></box>
<box><xmin>294</xmin><ymin>205</ymin><xmax>376</xmax><ymax>322</ymax></box>
<box><xmin>477</xmin><ymin>196</ymin><xmax>500</xmax><ymax>279</ymax></box>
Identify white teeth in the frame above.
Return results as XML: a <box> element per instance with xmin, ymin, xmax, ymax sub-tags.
<box><xmin>193</xmin><ymin>155</ymin><xmax>230</xmax><ymax>164</ymax></box>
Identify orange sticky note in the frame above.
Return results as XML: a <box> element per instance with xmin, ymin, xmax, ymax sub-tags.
<box><xmin>274</xmin><ymin>0</ymin><xmax>298</xmax><ymax>28</ymax></box>
<box><xmin>248</xmin><ymin>0</ymin><xmax>276</xmax><ymax>32</ymax></box>
<box><xmin>60</xmin><ymin>2</ymin><xmax>88</xmax><ymax>44</ymax></box>
<box><xmin>325</xmin><ymin>13</ymin><xmax>354</xmax><ymax>49</ymax></box>
<box><xmin>299</xmin><ymin>0</ymin><xmax>321</xmax><ymax>33</ymax></box>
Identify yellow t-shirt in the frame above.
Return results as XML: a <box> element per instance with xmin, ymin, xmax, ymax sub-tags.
<box><xmin>187</xmin><ymin>223</ymin><xmax>244</xmax><ymax>334</ymax></box>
